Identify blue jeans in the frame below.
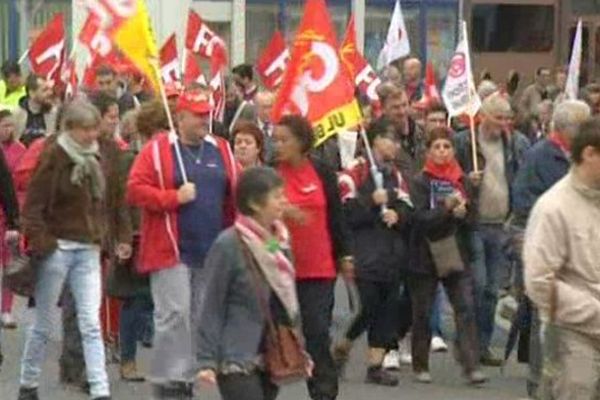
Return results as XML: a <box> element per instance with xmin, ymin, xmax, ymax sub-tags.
<box><xmin>430</xmin><ymin>285</ymin><xmax>444</xmax><ymax>338</ymax></box>
<box><xmin>20</xmin><ymin>243</ymin><xmax>109</xmax><ymax>398</ymax></box>
<box><xmin>470</xmin><ymin>224</ymin><xmax>508</xmax><ymax>352</ymax></box>
<box><xmin>120</xmin><ymin>293</ymin><xmax>153</xmax><ymax>362</ymax></box>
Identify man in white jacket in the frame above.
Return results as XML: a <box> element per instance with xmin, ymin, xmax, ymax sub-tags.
<box><xmin>524</xmin><ymin>116</ymin><xmax>600</xmax><ymax>400</ymax></box>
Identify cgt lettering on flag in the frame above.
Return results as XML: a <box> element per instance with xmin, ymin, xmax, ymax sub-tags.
<box><xmin>272</xmin><ymin>0</ymin><xmax>362</xmax><ymax>148</ymax></box>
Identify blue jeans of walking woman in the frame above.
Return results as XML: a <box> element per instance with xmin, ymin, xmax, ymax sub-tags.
<box><xmin>20</xmin><ymin>242</ymin><xmax>109</xmax><ymax>398</ymax></box>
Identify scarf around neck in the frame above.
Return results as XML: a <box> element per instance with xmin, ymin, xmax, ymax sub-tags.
<box><xmin>235</xmin><ymin>215</ymin><xmax>299</xmax><ymax>322</ymax></box>
<box><xmin>423</xmin><ymin>157</ymin><xmax>466</xmax><ymax>197</ymax></box>
<box><xmin>548</xmin><ymin>132</ymin><xmax>571</xmax><ymax>156</ymax></box>
<box><xmin>57</xmin><ymin>132</ymin><xmax>105</xmax><ymax>200</ymax></box>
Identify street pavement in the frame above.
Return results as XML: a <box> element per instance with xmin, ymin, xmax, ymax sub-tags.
<box><xmin>0</xmin><ymin>282</ymin><xmax>530</xmax><ymax>400</ymax></box>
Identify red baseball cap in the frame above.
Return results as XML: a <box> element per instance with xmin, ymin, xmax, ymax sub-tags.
<box><xmin>176</xmin><ymin>89</ymin><xmax>212</xmax><ymax>115</ymax></box>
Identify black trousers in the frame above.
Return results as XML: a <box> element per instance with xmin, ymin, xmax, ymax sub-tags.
<box><xmin>406</xmin><ymin>273</ymin><xmax>480</xmax><ymax>374</ymax></box>
<box><xmin>346</xmin><ymin>279</ymin><xmax>399</xmax><ymax>349</ymax></box>
<box><xmin>297</xmin><ymin>279</ymin><xmax>338</xmax><ymax>400</ymax></box>
<box><xmin>217</xmin><ymin>372</ymin><xmax>278</xmax><ymax>400</ymax></box>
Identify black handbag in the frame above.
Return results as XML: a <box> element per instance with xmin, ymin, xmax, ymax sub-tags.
<box><xmin>3</xmin><ymin>242</ymin><xmax>38</xmax><ymax>298</ymax></box>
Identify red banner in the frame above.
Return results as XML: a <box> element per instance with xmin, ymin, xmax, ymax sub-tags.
<box><xmin>272</xmin><ymin>0</ymin><xmax>361</xmax><ymax>146</ymax></box>
<box><xmin>256</xmin><ymin>30</ymin><xmax>289</xmax><ymax>90</ymax></box>
<box><xmin>29</xmin><ymin>13</ymin><xmax>65</xmax><ymax>82</ymax></box>
<box><xmin>160</xmin><ymin>34</ymin><xmax>180</xmax><ymax>84</ymax></box>
<box><xmin>185</xmin><ymin>9</ymin><xmax>228</xmax><ymax>73</ymax></box>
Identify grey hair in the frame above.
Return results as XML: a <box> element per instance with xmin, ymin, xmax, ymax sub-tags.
<box><xmin>481</xmin><ymin>92</ymin><xmax>511</xmax><ymax>116</ymax></box>
<box><xmin>477</xmin><ymin>80</ymin><xmax>499</xmax><ymax>100</ymax></box>
<box><xmin>61</xmin><ymin>99</ymin><xmax>101</xmax><ymax>131</ymax></box>
<box><xmin>552</xmin><ymin>100</ymin><xmax>591</xmax><ymax>139</ymax></box>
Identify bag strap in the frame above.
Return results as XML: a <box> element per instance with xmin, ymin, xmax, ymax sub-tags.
<box><xmin>235</xmin><ymin>230</ymin><xmax>279</xmax><ymax>338</ymax></box>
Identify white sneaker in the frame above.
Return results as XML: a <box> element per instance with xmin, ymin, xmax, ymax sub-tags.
<box><xmin>382</xmin><ymin>350</ymin><xmax>400</xmax><ymax>371</ymax></box>
<box><xmin>431</xmin><ymin>336</ymin><xmax>448</xmax><ymax>353</ymax></box>
<box><xmin>398</xmin><ymin>338</ymin><xmax>412</xmax><ymax>365</ymax></box>
<box><xmin>1</xmin><ymin>313</ymin><xmax>16</xmax><ymax>329</ymax></box>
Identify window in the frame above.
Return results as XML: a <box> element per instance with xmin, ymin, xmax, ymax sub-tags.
<box><xmin>427</xmin><ymin>7</ymin><xmax>457</xmax><ymax>78</ymax></box>
<box><xmin>572</xmin><ymin>0</ymin><xmax>600</xmax><ymax>14</ymax></box>
<box><xmin>472</xmin><ymin>4</ymin><xmax>554</xmax><ymax>52</ymax></box>
<box><xmin>365</xmin><ymin>1</ymin><xmax>421</xmax><ymax>67</ymax></box>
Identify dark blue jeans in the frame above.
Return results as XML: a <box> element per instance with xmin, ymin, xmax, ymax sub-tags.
<box><xmin>470</xmin><ymin>224</ymin><xmax>508</xmax><ymax>352</ymax></box>
<box><xmin>120</xmin><ymin>293</ymin><xmax>154</xmax><ymax>362</ymax></box>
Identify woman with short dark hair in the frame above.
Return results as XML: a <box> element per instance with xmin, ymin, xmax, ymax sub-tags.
<box><xmin>405</xmin><ymin>127</ymin><xmax>486</xmax><ymax>385</ymax></box>
<box><xmin>273</xmin><ymin>115</ymin><xmax>353</xmax><ymax>400</ymax></box>
<box><xmin>196</xmin><ymin>167</ymin><xmax>308</xmax><ymax>400</ymax></box>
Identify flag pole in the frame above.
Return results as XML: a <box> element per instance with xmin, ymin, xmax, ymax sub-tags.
<box><xmin>152</xmin><ymin>61</ymin><xmax>188</xmax><ymax>184</ymax></box>
<box><xmin>358</xmin><ymin>126</ymin><xmax>388</xmax><ymax>215</ymax></box>
<box><xmin>18</xmin><ymin>49</ymin><xmax>30</xmax><ymax>65</ymax></box>
<box><xmin>469</xmin><ymin>114</ymin><xmax>479</xmax><ymax>173</ymax></box>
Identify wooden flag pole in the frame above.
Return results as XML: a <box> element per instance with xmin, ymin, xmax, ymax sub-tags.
<box><xmin>469</xmin><ymin>113</ymin><xmax>479</xmax><ymax>173</ymax></box>
<box><xmin>152</xmin><ymin>61</ymin><xmax>188</xmax><ymax>184</ymax></box>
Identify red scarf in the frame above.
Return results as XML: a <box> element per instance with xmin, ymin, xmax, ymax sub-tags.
<box><xmin>548</xmin><ymin>132</ymin><xmax>571</xmax><ymax>155</ymax></box>
<box><xmin>423</xmin><ymin>157</ymin><xmax>466</xmax><ymax>197</ymax></box>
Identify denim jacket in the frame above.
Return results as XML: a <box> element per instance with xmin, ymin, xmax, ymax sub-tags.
<box><xmin>196</xmin><ymin>227</ymin><xmax>290</xmax><ymax>373</ymax></box>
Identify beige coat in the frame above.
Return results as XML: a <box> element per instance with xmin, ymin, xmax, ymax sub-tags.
<box><xmin>524</xmin><ymin>172</ymin><xmax>600</xmax><ymax>340</ymax></box>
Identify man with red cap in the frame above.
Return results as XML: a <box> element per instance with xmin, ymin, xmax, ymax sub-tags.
<box><xmin>127</xmin><ymin>88</ymin><xmax>237</xmax><ymax>399</ymax></box>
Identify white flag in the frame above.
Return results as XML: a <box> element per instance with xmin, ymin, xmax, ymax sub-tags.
<box><xmin>565</xmin><ymin>19</ymin><xmax>582</xmax><ymax>100</ymax></box>
<box><xmin>442</xmin><ymin>21</ymin><xmax>481</xmax><ymax>118</ymax></box>
<box><xmin>377</xmin><ymin>0</ymin><xmax>411</xmax><ymax>70</ymax></box>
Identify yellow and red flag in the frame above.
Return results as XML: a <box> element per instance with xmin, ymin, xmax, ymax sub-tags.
<box><xmin>272</xmin><ymin>0</ymin><xmax>362</xmax><ymax>147</ymax></box>
<box><xmin>106</xmin><ymin>0</ymin><xmax>161</xmax><ymax>94</ymax></box>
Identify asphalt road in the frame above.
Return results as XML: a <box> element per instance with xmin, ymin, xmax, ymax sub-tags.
<box><xmin>0</xmin><ymin>282</ymin><xmax>530</xmax><ymax>400</ymax></box>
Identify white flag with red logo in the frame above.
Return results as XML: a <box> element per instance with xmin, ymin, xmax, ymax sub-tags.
<box><xmin>183</xmin><ymin>52</ymin><xmax>207</xmax><ymax>86</ymax></box>
<box><xmin>185</xmin><ymin>9</ymin><xmax>228</xmax><ymax>73</ymax></box>
<box><xmin>160</xmin><ymin>34</ymin><xmax>181</xmax><ymax>84</ymax></box>
<box><xmin>29</xmin><ymin>13</ymin><xmax>66</xmax><ymax>82</ymax></box>
<box><xmin>340</xmin><ymin>15</ymin><xmax>381</xmax><ymax>103</ymax></box>
<box><xmin>442</xmin><ymin>21</ymin><xmax>480</xmax><ymax>117</ymax></box>
<box><xmin>256</xmin><ymin>30</ymin><xmax>289</xmax><ymax>90</ymax></box>
<box><xmin>377</xmin><ymin>0</ymin><xmax>411</xmax><ymax>70</ymax></box>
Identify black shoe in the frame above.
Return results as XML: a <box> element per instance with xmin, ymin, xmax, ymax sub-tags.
<box><xmin>152</xmin><ymin>382</ymin><xmax>193</xmax><ymax>399</ymax></box>
<box><xmin>92</xmin><ymin>397</ymin><xmax>111</xmax><ymax>400</ymax></box>
<box><xmin>365</xmin><ymin>366</ymin><xmax>399</xmax><ymax>387</ymax></box>
<box><xmin>17</xmin><ymin>387</ymin><xmax>39</xmax><ymax>400</ymax></box>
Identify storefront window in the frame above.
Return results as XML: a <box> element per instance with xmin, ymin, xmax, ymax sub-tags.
<box><xmin>365</xmin><ymin>1</ymin><xmax>420</xmax><ymax>68</ymax></box>
<box><xmin>572</xmin><ymin>0</ymin><xmax>600</xmax><ymax>14</ymax></box>
<box><xmin>245</xmin><ymin>1</ymin><xmax>349</xmax><ymax>65</ymax></box>
<box><xmin>426</xmin><ymin>7</ymin><xmax>457</xmax><ymax>78</ymax></box>
<box><xmin>472</xmin><ymin>4</ymin><xmax>554</xmax><ymax>52</ymax></box>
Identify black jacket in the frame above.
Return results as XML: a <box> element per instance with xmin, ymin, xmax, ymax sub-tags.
<box><xmin>343</xmin><ymin>165</ymin><xmax>412</xmax><ymax>282</ymax></box>
<box><xmin>0</xmin><ymin>150</ymin><xmax>18</xmax><ymax>229</ymax></box>
<box><xmin>310</xmin><ymin>157</ymin><xmax>352</xmax><ymax>264</ymax></box>
<box><xmin>405</xmin><ymin>172</ymin><xmax>475</xmax><ymax>277</ymax></box>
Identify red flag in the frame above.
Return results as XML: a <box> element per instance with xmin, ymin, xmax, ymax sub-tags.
<box><xmin>414</xmin><ymin>62</ymin><xmax>442</xmax><ymax>110</ymax></box>
<box><xmin>272</xmin><ymin>0</ymin><xmax>362</xmax><ymax>147</ymax></box>
<box><xmin>340</xmin><ymin>15</ymin><xmax>381</xmax><ymax>103</ymax></box>
<box><xmin>61</xmin><ymin>57</ymin><xmax>79</xmax><ymax>100</ymax></box>
<box><xmin>79</xmin><ymin>12</ymin><xmax>113</xmax><ymax>58</ymax></box>
<box><xmin>185</xmin><ymin>9</ymin><xmax>228</xmax><ymax>73</ymax></box>
<box><xmin>256</xmin><ymin>30</ymin><xmax>289</xmax><ymax>90</ymax></box>
<box><xmin>28</xmin><ymin>13</ymin><xmax>65</xmax><ymax>82</ymax></box>
<box><xmin>160</xmin><ymin>34</ymin><xmax>181</xmax><ymax>84</ymax></box>
<box><xmin>183</xmin><ymin>52</ymin><xmax>207</xmax><ymax>86</ymax></box>
<box><xmin>209</xmin><ymin>71</ymin><xmax>225</xmax><ymax>122</ymax></box>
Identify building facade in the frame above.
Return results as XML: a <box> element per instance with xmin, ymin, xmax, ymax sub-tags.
<box><xmin>1</xmin><ymin>0</ymin><xmax>599</xmax><ymax>84</ymax></box>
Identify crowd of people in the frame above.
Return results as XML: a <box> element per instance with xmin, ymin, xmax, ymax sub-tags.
<box><xmin>0</xmin><ymin>53</ymin><xmax>598</xmax><ymax>400</ymax></box>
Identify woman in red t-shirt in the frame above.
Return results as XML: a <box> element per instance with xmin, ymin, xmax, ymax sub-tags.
<box><xmin>273</xmin><ymin>115</ymin><xmax>353</xmax><ymax>400</ymax></box>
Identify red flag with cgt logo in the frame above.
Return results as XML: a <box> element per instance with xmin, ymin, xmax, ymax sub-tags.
<box><xmin>272</xmin><ymin>0</ymin><xmax>361</xmax><ymax>147</ymax></box>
